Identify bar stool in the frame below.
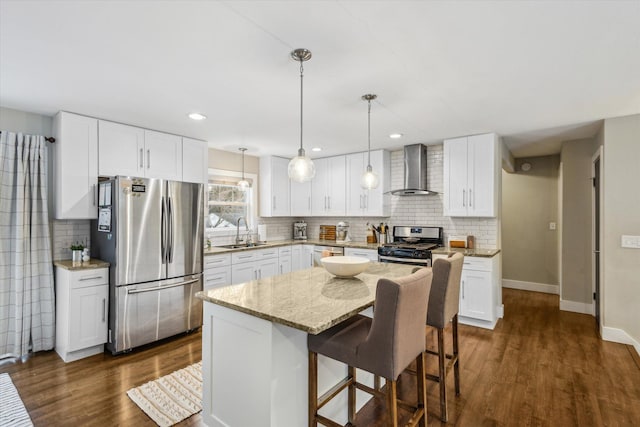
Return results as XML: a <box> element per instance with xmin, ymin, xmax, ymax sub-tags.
<box><xmin>308</xmin><ymin>267</ymin><xmax>433</xmax><ymax>427</ymax></box>
<box><xmin>425</xmin><ymin>252</ymin><xmax>464</xmax><ymax>422</ymax></box>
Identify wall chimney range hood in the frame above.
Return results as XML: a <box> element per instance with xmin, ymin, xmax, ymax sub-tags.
<box><xmin>388</xmin><ymin>143</ymin><xmax>437</xmax><ymax>196</ymax></box>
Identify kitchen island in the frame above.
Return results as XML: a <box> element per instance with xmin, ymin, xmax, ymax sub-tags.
<box><xmin>196</xmin><ymin>262</ymin><xmax>416</xmax><ymax>427</ymax></box>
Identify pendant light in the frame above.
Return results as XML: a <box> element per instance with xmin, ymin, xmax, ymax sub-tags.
<box><xmin>361</xmin><ymin>94</ymin><xmax>380</xmax><ymax>189</ymax></box>
<box><xmin>237</xmin><ymin>147</ymin><xmax>250</xmax><ymax>190</ymax></box>
<box><xmin>287</xmin><ymin>48</ymin><xmax>316</xmax><ymax>182</ymax></box>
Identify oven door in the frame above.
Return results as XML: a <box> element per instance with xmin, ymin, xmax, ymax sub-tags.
<box><xmin>377</xmin><ymin>255</ymin><xmax>431</xmax><ymax>267</ymax></box>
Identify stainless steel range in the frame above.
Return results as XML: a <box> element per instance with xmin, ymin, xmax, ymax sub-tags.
<box><xmin>377</xmin><ymin>226</ymin><xmax>444</xmax><ymax>267</ymax></box>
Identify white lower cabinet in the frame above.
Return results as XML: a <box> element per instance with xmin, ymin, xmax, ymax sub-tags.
<box><xmin>344</xmin><ymin>247</ymin><xmax>378</xmax><ymax>261</ymax></box>
<box><xmin>278</xmin><ymin>246</ymin><xmax>292</xmax><ymax>275</ymax></box>
<box><xmin>432</xmin><ymin>253</ymin><xmax>501</xmax><ymax>329</ymax></box>
<box><xmin>55</xmin><ymin>266</ymin><xmax>109</xmax><ymax>362</ymax></box>
<box><xmin>231</xmin><ymin>248</ymin><xmax>279</xmax><ymax>283</ymax></box>
<box><xmin>204</xmin><ymin>253</ymin><xmax>232</xmax><ymax>291</ymax></box>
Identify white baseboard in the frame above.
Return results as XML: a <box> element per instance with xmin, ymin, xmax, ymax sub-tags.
<box><xmin>502</xmin><ymin>279</ymin><xmax>559</xmax><ymax>295</ymax></box>
<box><xmin>559</xmin><ymin>299</ymin><xmax>594</xmax><ymax>316</ymax></box>
<box><xmin>602</xmin><ymin>326</ymin><xmax>640</xmax><ymax>355</ymax></box>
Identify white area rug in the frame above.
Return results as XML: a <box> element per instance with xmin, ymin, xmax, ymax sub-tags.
<box><xmin>127</xmin><ymin>361</ymin><xmax>202</xmax><ymax>427</ymax></box>
<box><xmin>0</xmin><ymin>373</ymin><xmax>34</xmax><ymax>427</ymax></box>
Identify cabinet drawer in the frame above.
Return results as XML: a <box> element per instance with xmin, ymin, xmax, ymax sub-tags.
<box><xmin>278</xmin><ymin>246</ymin><xmax>292</xmax><ymax>256</ymax></box>
<box><xmin>344</xmin><ymin>248</ymin><xmax>378</xmax><ymax>261</ymax></box>
<box><xmin>70</xmin><ymin>268</ymin><xmax>108</xmax><ymax>289</ymax></box>
<box><xmin>204</xmin><ymin>265</ymin><xmax>232</xmax><ymax>291</ymax></box>
<box><xmin>232</xmin><ymin>251</ymin><xmax>258</xmax><ymax>264</ymax></box>
<box><xmin>204</xmin><ymin>253</ymin><xmax>231</xmax><ymax>268</ymax></box>
<box><xmin>258</xmin><ymin>248</ymin><xmax>278</xmax><ymax>260</ymax></box>
<box><xmin>462</xmin><ymin>257</ymin><xmax>492</xmax><ymax>271</ymax></box>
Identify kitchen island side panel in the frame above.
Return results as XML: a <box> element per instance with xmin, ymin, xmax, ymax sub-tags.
<box><xmin>202</xmin><ymin>302</ymin><xmax>372</xmax><ymax>427</ymax></box>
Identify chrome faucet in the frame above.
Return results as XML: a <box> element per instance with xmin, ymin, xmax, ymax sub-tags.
<box><xmin>236</xmin><ymin>216</ymin><xmax>249</xmax><ymax>245</ymax></box>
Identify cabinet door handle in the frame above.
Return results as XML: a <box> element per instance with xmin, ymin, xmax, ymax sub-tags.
<box><xmin>469</xmin><ymin>188</ymin><xmax>473</xmax><ymax>207</ymax></box>
<box><xmin>308</xmin><ymin>197</ymin><xmax>311</xmax><ymax>210</ymax></box>
<box><xmin>363</xmin><ymin>194</ymin><xmax>367</xmax><ymax>209</ymax></box>
<box><xmin>139</xmin><ymin>148</ymin><xmax>143</xmax><ymax>168</ymax></box>
<box><xmin>102</xmin><ymin>298</ymin><xmax>106</xmax><ymax>322</ymax></box>
<box><xmin>147</xmin><ymin>149</ymin><xmax>151</xmax><ymax>169</ymax></box>
<box><xmin>328</xmin><ymin>196</ymin><xmax>331</xmax><ymax>210</ymax></box>
<box><xmin>273</xmin><ymin>196</ymin><xmax>276</xmax><ymax>210</ymax></box>
<box><xmin>462</xmin><ymin>280</ymin><xmax>465</xmax><ymax>299</ymax></box>
<box><xmin>463</xmin><ymin>189</ymin><xmax>466</xmax><ymax>207</ymax></box>
<box><xmin>92</xmin><ymin>184</ymin><xmax>97</xmax><ymax>206</ymax></box>
<box><xmin>324</xmin><ymin>196</ymin><xmax>327</xmax><ymax>210</ymax></box>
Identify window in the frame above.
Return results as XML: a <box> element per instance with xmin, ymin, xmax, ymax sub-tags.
<box><xmin>205</xmin><ymin>169</ymin><xmax>257</xmax><ymax>236</ymax></box>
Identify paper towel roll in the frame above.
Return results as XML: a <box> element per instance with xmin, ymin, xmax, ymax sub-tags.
<box><xmin>258</xmin><ymin>224</ymin><xmax>267</xmax><ymax>242</ymax></box>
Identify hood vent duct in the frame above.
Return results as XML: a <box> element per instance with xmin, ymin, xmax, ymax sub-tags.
<box><xmin>388</xmin><ymin>143</ymin><xmax>437</xmax><ymax>196</ymax></box>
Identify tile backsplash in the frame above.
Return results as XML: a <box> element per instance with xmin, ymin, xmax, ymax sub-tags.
<box><xmin>51</xmin><ymin>220</ymin><xmax>91</xmax><ymax>261</ymax></box>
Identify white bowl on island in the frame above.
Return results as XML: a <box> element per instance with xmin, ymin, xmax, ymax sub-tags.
<box><xmin>321</xmin><ymin>256</ymin><xmax>370</xmax><ymax>278</ymax></box>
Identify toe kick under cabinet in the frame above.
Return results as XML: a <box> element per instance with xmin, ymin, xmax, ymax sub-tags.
<box><xmin>55</xmin><ymin>264</ymin><xmax>109</xmax><ymax>362</ymax></box>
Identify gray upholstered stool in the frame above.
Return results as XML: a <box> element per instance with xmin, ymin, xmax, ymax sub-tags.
<box><xmin>308</xmin><ymin>267</ymin><xmax>433</xmax><ymax>427</ymax></box>
<box><xmin>425</xmin><ymin>252</ymin><xmax>464</xmax><ymax>422</ymax></box>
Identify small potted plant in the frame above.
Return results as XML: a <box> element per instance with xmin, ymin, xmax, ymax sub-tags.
<box><xmin>70</xmin><ymin>242</ymin><xmax>84</xmax><ymax>264</ymax></box>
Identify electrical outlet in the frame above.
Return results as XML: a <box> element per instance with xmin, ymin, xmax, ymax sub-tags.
<box><xmin>549</xmin><ymin>222</ymin><xmax>556</xmax><ymax>230</ymax></box>
<box><xmin>621</xmin><ymin>235</ymin><xmax>640</xmax><ymax>249</ymax></box>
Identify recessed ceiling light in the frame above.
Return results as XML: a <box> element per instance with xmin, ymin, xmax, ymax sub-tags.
<box><xmin>389</xmin><ymin>133</ymin><xmax>403</xmax><ymax>139</ymax></box>
<box><xmin>311</xmin><ymin>147</ymin><xmax>322</xmax><ymax>152</ymax></box>
<box><xmin>188</xmin><ymin>112</ymin><xmax>207</xmax><ymax>121</ymax></box>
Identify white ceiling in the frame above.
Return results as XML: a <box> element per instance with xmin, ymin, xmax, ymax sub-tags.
<box><xmin>1</xmin><ymin>1</ymin><xmax>639</xmax><ymax>159</ymax></box>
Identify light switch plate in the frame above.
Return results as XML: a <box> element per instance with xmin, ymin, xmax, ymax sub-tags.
<box><xmin>549</xmin><ymin>222</ymin><xmax>556</xmax><ymax>230</ymax></box>
<box><xmin>621</xmin><ymin>235</ymin><xmax>640</xmax><ymax>249</ymax></box>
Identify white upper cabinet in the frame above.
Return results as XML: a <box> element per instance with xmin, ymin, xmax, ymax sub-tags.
<box><xmin>143</xmin><ymin>130</ymin><xmax>183</xmax><ymax>180</ymax></box>
<box><xmin>182</xmin><ymin>137</ymin><xmax>208</xmax><ymax>184</ymax></box>
<box><xmin>345</xmin><ymin>150</ymin><xmax>390</xmax><ymax>217</ymax></box>
<box><xmin>443</xmin><ymin>133</ymin><xmax>499</xmax><ymax>217</ymax></box>
<box><xmin>259</xmin><ymin>156</ymin><xmax>290</xmax><ymax>217</ymax></box>
<box><xmin>291</xmin><ymin>180</ymin><xmax>312</xmax><ymax>216</ymax></box>
<box><xmin>52</xmin><ymin>112</ymin><xmax>99</xmax><ymax>219</ymax></box>
<box><xmin>98</xmin><ymin>120</ymin><xmax>144</xmax><ymax>177</ymax></box>
<box><xmin>98</xmin><ymin>121</ymin><xmax>183</xmax><ymax>181</ymax></box>
<box><xmin>312</xmin><ymin>156</ymin><xmax>346</xmax><ymax>216</ymax></box>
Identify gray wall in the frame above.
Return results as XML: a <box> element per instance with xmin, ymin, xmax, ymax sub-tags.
<box><xmin>502</xmin><ymin>155</ymin><xmax>560</xmax><ymax>286</ymax></box>
<box><xmin>560</xmin><ymin>138</ymin><xmax>597</xmax><ymax>304</ymax></box>
<box><xmin>602</xmin><ymin>114</ymin><xmax>640</xmax><ymax>346</ymax></box>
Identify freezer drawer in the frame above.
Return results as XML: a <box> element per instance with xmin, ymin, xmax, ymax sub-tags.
<box><xmin>108</xmin><ymin>274</ymin><xmax>203</xmax><ymax>354</ymax></box>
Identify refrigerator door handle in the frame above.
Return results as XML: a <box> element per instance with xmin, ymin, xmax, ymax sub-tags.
<box><xmin>161</xmin><ymin>196</ymin><xmax>167</xmax><ymax>264</ymax></box>
<box><xmin>167</xmin><ymin>197</ymin><xmax>174</xmax><ymax>263</ymax></box>
<box><xmin>126</xmin><ymin>278</ymin><xmax>199</xmax><ymax>295</ymax></box>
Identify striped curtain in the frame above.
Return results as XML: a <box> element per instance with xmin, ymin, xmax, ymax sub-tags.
<box><xmin>0</xmin><ymin>131</ymin><xmax>55</xmax><ymax>359</ymax></box>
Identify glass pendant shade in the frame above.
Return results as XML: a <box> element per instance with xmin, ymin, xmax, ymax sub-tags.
<box><xmin>288</xmin><ymin>148</ymin><xmax>316</xmax><ymax>182</ymax></box>
<box><xmin>237</xmin><ymin>179</ymin><xmax>250</xmax><ymax>190</ymax></box>
<box><xmin>361</xmin><ymin>164</ymin><xmax>379</xmax><ymax>190</ymax></box>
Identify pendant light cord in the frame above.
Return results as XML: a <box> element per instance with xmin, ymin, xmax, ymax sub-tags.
<box><xmin>299</xmin><ymin>61</ymin><xmax>304</xmax><ymax>152</ymax></box>
<box><xmin>367</xmin><ymin>98</ymin><xmax>372</xmax><ymax>167</ymax></box>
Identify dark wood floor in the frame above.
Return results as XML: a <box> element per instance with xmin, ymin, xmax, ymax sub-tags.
<box><xmin>2</xmin><ymin>288</ymin><xmax>639</xmax><ymax>426</ymax></box>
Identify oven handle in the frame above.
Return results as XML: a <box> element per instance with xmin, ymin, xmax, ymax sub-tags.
<box><xmin>378</xmin><ymin>255</ymin><xmax>431</xmax><ymax>266</ymax></box>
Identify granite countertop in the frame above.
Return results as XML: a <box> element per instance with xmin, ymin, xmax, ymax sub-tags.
<box><xmin>196</xmin><ymin>262</ymin><xmax>417</xmax><ymax>334</ymax></box>
<box><xmin>431</xmin><ymin>247</ymin><xmax>501</xmax><ymax>258</ymax></box>
<box><xmin>204</xmin><ymin>239</ymin><xmax>381</xmax><ymax>255</ymax></box>
<box><xmin>54</xmin><ymin>259</ymin><xmax>110</xmax><ymax>271</ymax></box>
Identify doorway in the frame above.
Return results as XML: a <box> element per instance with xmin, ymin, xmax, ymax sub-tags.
<box><xmin>592</xmin><ymin>146</ymin><xmax>603</xmax><ymax>334</ymax></box>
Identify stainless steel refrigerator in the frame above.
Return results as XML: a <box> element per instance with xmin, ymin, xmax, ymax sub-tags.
<box><xmin>91</xmin><ymin>176</ymin><xmax>204</xmax><ymax>354</ymax></box>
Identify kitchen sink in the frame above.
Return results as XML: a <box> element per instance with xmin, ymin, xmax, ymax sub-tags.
<box><xmin>216</xmin><ymin>242</ymin><xmax>269</xmax><ymax>249</ymax></box>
